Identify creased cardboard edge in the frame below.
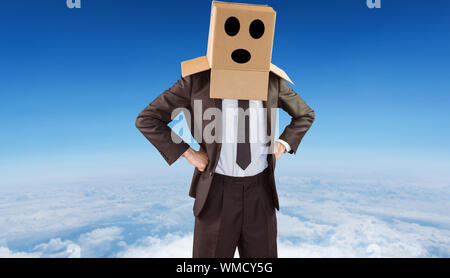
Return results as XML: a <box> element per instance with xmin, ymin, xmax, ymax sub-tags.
<box><xmin>269</xmin><ymin>63</ymin><xmax>294</xmax><ymax>84</ymax></box>
<box><xmin>181</xmin><ymin>56</ymin><xmax>211</xmax><ymax>77</ymax></box>
<box><xmin>181</xmin><ymin>56</ymin><xmax>294</xmax><ymax>85</ymax></box>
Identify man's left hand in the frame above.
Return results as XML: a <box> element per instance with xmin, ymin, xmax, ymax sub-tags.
<box><xmin>274</xmin><ymin>141</ymin><xmax>286</xmax><ymax>160</ymax></box>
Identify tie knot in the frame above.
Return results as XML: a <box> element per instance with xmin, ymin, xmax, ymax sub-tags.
<box><xmin>238</xmin><ymin>99</ymin><xmax>249</xmax><ymax>110</ymax></box>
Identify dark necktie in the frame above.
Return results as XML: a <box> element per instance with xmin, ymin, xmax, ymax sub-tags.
<box><xmin>236</xmin><ymin>99</ymin><xmax>251</xmax><ymax>170</ymax></box>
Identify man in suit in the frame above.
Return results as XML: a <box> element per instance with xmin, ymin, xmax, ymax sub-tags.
<box><xmin>135</xmin><ymin>68</ymin><xmax>314</xmax><ymax>257</ymax></box>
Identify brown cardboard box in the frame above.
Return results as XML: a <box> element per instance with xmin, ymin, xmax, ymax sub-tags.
<box><xmin>181</xmin><ymin>1</ymin><xmax>293</xmax><ymax>101</ymax></box>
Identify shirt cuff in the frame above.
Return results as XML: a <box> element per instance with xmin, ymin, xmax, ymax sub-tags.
<box><xmin>276</xmin><ymin>139</ymin><xmax>291</xmax><ymax>153</ymax></box>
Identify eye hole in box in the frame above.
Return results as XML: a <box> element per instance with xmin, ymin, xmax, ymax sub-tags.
<box><xmin>225</xmin><ymin>16</ymin><xmax>240</xmax><ymax>36</ymax></box>
<box><xmin>249</xmin><ymin>19</ymin><xmax>265</xmax><ymax>39</ymax></box>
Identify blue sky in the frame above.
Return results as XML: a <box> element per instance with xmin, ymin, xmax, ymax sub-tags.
<box><xmin>0</xmin><ymin>0</ymin><xmax>449</xmax><ymax>185</ymax></box>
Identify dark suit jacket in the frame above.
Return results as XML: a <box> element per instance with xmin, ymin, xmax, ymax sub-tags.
<box><xmin>135</xmin><ymin>70</ymin><xmax>315</xmax><ymax>216</ymax></box>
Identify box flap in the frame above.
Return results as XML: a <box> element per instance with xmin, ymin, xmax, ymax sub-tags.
<box><xmin>270</xmin><ymin>63</ymin><xmax>294</xmax><ymax>84</ymax></box>
<box><xmin>181</xmin><ymin>57</ymin><xmax>294</xmax><ymax>86</ymax></box>
<box><xmin>181</xmin><ymin>56</ymin><xmax>211</xmax><ymax>77</ymax></box>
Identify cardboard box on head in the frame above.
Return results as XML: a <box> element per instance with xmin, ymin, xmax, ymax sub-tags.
<box><xmin>181</xmin><ymin>0</ymin><xmax>293</xmax><ymax>101</ymax></box>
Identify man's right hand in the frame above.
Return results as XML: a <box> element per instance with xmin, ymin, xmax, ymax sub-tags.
<box><xmin>182</xmin><ymin>148</ymin><xmax>209</xmax><ymax>172</ymax></box>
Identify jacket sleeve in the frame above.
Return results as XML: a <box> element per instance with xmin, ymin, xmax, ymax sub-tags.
<box><xmin>277</xmin><ymin>78</ymin><xmax>315</xmax><ymax>154</ymax></box>
<box><xmin>135</xmin><ymin>75</ymin><xmax>192</xmax><ymax>165</ymax></box>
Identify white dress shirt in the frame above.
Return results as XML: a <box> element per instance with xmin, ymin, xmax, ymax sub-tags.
<box><xmin>215</xmin><ymin>99</ymin><xmax>291</xmax><ymax>177</ymax></box>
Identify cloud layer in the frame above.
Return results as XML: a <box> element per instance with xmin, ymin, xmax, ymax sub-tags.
<box><xmin>0</xmin><ymin>173</ymin><xmax>449</xmax><ymax>257</ymax></box>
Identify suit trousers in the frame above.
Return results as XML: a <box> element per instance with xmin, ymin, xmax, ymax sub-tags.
<box><xmin>193</xmin><ymin>167</ymin><xmax>277</xmax><ymax>258</ymax></box>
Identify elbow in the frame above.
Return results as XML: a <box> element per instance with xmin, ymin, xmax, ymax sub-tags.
<box><xmin>309</xmin><ymin>109</ymin><xmax>315</xmax><ymax>124</ymax></box>
<box><xmin>135</xmin><ymin>106</ymin><xmax>156</xmax><ymax>131</ymax></box>
<box><xmin>301</xmin><ymin>108</ymin><xmax>315</xmax><ymax>126</ymax></box>
<box><xmin>135</xmin><ymin>111</ymin><xmax>154</xmax><ymax>132</ymax></box>
<box><xmin>135</xmin><ymin>110</ymin><xmax>164</xmax><ymax>133</ymax></box>
<box><xmin>135</xmin><ymin>115</ymin><xmax>144</xmax><ymax>131</ymax></box>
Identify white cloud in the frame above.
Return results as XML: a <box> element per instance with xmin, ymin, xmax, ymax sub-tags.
<box><xmin>0</xmin><ymin>177</ymin><xmax>192</xmax><ymax>243</ymax></box>
<box><xmin>0</xmin><ymin>238</ymin><xmax>80</xmax><ymax>258</ymax></box>
<box><xmin>277</xmin><ymin>214</ymin><xmax>432</xmax><ymax>257</ymax></box>
<box><xmin>33</xmin><ymin>238</ymin><xmax>81</xmax><ymax>258</ymax></box>
<box><xmin>0</xmin><ymin>172</ymin><xmax>449</xmax><ymax>258</ymax></box>
<box><xmin>78</xmin><ymin>226</ymin><xmax>123</xmax><ymax>257</ymax></box>
<box><xmin>0</xmin><ymin>247</ymin><xmax>40</xmax><ymax>258</ymax></box>
<box><xmin>117</xmin><ymin>233</ymin><xmax>193</xmax><ymax>258</ymax></box>
<box><xmin>277</xmin><ymin>213</ymin><xmax>332</xmax><ymax>240</ymax></box>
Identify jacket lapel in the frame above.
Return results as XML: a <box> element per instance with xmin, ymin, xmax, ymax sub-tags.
<box><xmin>213</xmin><ymin>98</ymin><xmax>222</xmax><ymax>111</ymax></box>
